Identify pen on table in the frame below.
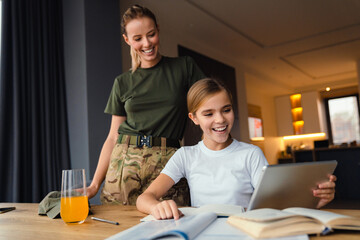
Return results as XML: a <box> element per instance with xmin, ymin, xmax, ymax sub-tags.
<box><xmin>91</xmin><ymin>217</ymin><xmax>119</xmax><ymax>225</ymax></box>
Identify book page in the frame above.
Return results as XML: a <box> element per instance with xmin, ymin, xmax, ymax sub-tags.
<box><xmin>107</xmin><ymin>212</ymin><xmax>217</xmax><ymax>240</ymax></box>
<box><xmin>196</xmin><ymin>218</ymin><xmax>310</xmax><ymax>240</ymax></box>
<box><xmin>140</xmin><ymin>207</ymin><xmax>196</xmax><ymax>222</ymax></box>
<box><xmin>156</xmin><ymin>212</ymin><xmax>217</xmax><ymax>240</ymax></box>
<box><xmin>192</xmin><ymin>204</ymin><xmax>244</xmax><ymax>216</ymax></box>
<box><xmin>140</xmin><ymin>204</ymin><xmax>244</xmax><ymax>222</ymax></box>
<box><xmin>284</xmin><ymin>207</ymin><xmax>349</xmax><ymax>225</ymax></box>
<box><xmin>231</xmin><ymin>208</ymin><xmax>299</xmax><ymax>222</ymax></box>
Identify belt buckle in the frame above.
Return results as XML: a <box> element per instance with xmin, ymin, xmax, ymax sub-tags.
<box><xmin>136</xmin><ymin>135</ymin><xmax>152</xmax><ymax>148</ymax></box>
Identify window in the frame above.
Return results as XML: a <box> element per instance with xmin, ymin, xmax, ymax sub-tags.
<box><xmin>247</xmin><ymin>104</ymin><xmax>264</xmax><ymax>141</ymax></box>
<box><xmin>248</xmin><ymin>117</ymin><xmax>263</xmax><ymax>139</ymax></box>
<box><xmin>326</xmin><ymin>95</ymin><xmax>360</xmax><ymax>145</ymax></box>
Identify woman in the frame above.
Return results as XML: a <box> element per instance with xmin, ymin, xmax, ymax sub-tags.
<box><xmin>87</xmin><ymin>4</ymin><xmax>205</xmax><ymax>206</ymax></box>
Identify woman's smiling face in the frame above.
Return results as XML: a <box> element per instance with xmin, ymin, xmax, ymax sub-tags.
<box><xmin>189</xmin><ymin>90</ymin><xmax>234</xmax><ymax>151</ymax></box>
<box><xmin>123</xmin><ymin>17</ymin><xmax>161</xmax><ymax>68</ymax></box>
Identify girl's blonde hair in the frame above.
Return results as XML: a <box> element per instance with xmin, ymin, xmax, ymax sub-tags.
<box><xmin>187</xmin><ymin>78</ymin><xmax>233</xmax><ymax>115</ymax></box>
<box><xmin>121</xmin><ymin>5</ymin><xmax>159</xmax><ymax>73</ymax></box>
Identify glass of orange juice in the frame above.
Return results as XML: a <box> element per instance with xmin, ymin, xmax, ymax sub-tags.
<box><xmin>60</xmin><ymin>169</ymin><xmax>89</xmax><ymax>224</ymax></box>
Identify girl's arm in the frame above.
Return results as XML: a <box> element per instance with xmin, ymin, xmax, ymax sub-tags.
<box><xmin>136</xmin><ymin>173</ymin><xmax>182</xmax><ymax>220</ymax></box>
<box><xmin>87</xmin><ymin>115</ymin><xmax>126</xmax><ymax>199</ymax></box>
<box><xmin>314</xmin><ymin>174</ymin><xmax>337</xmax><ymax>208</ymax></box>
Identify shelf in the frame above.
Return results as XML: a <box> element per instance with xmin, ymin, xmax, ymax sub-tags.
<box><xmin>290</xmin><ymin>94</ymin><xmax>304</xmax><ymax>135</ymax></box>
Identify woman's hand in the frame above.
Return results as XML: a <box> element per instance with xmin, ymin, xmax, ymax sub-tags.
<box><xmin>314</xmin><ymin>174</ymin><xmax>337</xmax><ymax>208</ymax></box>
<box><xmin>150</xmin><ymin>200</ymin><xmax>183</xmax><ymax>220</ymax></box>
<box><xmin>87</xmin><ymin>184</ymin><xmax>99</xmax><ymax>199</ymax></box>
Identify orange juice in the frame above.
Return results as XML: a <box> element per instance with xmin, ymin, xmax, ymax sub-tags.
<box><xmin>60</xmin><ymin>195</ymin><xmax>88</xmax><ymax>223</ymax></box>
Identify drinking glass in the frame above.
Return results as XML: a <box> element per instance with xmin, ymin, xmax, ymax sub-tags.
<box><xmin>60</xmin><ymin>169</ymin><xmax>89</xmax><ymax>224</ymax></box>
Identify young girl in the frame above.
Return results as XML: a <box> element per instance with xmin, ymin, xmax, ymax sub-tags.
<box><xmin>136</xmin><ymin>78</ymin><xmax>336</xmax><ymax>220</ymax></box>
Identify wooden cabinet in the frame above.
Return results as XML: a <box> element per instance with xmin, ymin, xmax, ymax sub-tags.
<box><xmin>274</xmin><ymin>91</ymin><xmax>327</xmax><ymax>136</ymax></box>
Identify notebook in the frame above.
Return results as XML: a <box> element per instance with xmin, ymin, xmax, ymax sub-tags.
<box><xmin>247</xmin><ymin>160</ymin><xmax>337</xmax><ymax>211</ymax></box>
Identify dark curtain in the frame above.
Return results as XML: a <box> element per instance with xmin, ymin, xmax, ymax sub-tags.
<box><xmin>0</xmin><ymin>0</ymin><xmax>71</xmax><ymax>202</ymax></box>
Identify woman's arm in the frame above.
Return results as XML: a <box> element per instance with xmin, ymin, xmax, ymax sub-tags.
<box><xmin>87</xmin><ymin>115</ymin><xmax>126</xmax><ymax>199</ymax></box>
<box><xmin>136</xmin><ymin>173</ymin><xmax>182</xmax><ymax>220</ymax></box>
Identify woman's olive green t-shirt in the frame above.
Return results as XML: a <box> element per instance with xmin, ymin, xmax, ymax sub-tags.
<box><xmin>104</xmin><ymin>56</ymin><xmax>206</xmax><ymax>140</ymax></box>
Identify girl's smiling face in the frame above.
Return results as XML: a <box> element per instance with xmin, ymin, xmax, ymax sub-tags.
<box><xmin>123</xmin><ymin>17</ymin><xmax>161</xmax><ymax>68</ymax></box>
<box><xmin>189</xmin><ymin>90</ymin><xmax>234</xmax><ymax>151</ymax></box>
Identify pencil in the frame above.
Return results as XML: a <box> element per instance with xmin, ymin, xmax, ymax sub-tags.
<box><xmin>91</xmin><ymin>216</ymin><xmax>119</xmax><ymax>225</ymax></box>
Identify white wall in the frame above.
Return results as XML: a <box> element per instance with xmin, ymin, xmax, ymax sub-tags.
<box><xmin>63</xmin><ymin>0</ymin><xmax>89</xmax><ymax>175</ymax></box>
<box><xmin>246</xmin><ymin>84</ymin><xmax>283</xmax><ymax>164</ymax></box>
<box><xmin>63</xmin><ymin>0</ymin><xmax>122</xmax><ymax>181</ymax></box>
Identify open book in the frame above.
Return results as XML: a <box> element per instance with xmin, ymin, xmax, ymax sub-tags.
<box><xmin>107</xmin><ymin>212</ymin><xmax>217</xmax><ymax>240</ymax></box>
<box><xmin>140</xmin><ymin>204</ymin><xmax>245</xmax><ymax>222</ymax></box>
<box><xmin>227</xmin><ymin>207</ymin><xmax>360</xmax><ymax>239</ymax></box>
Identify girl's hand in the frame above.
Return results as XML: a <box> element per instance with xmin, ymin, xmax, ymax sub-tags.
<box><xmin>150</xmin><ymin>200</ymin><xmax>183</xmax><ymax>220</ymax></box>
<box><xmin>313</xmin><ymin>174</ymin><xmax>337</xmax><ymax>208</ymax></box>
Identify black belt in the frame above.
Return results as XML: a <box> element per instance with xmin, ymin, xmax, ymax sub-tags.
<box><xmin>118</xmin><ymin>134</ymin><xmax>180</xmax><ymax>148</ymax></box>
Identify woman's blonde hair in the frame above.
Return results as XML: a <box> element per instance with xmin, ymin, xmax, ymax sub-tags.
<box><xmin>121</xmin><ymin>4</ymin><xmax>158</xmax><ymax>73</ymax></box>
<box><xmin>187</xmin><ymin>78</ymin><xmax>233</xmax><ymax>115</ymax></box>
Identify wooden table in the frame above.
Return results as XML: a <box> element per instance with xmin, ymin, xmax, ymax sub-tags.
<box><xmin>1</xmin><ymin>203</ymin><xmax>360</xmax><ymax>239</ymax></box>
<box><xmin>0</xmin><ymin>203</ymin><xmax>146</xmax><ymax>240</ymax></box>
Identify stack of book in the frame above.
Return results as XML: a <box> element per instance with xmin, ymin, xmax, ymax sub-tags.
<box><xmin>228</xmin><ymin>207</ymin><xmax>360</xmax><ymax>239</ymax></box>
<box><xmin>106</xmin><ymin>204</ymin><xmax>360</xmax><ymax>240</ymax></box>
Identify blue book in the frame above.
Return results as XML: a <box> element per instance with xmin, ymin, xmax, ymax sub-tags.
<box><xmin>106</xmin><ymin>212</ymin><xmax>217</xmax><ymax>240</ymax></box>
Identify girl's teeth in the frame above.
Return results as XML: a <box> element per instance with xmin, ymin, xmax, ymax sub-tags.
<box><xmin>214</xmin><ymin>127</ymin><xmax>226</xmax><ymax>131</ymax></box>
<box><xmin>144</xmin><ymin>49</ymin><xmax>153</xmax><ymax>53</ymax></box>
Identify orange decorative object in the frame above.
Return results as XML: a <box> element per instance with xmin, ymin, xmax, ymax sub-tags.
<box><xmin>290</xmin><ymin>94</ymin><xmax>303</xmax><ymax>135</ymax></box>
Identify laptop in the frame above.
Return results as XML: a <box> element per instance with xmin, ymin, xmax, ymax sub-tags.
<box><xmin>247</xmin><ymin>160</ymin><xmax>337</xmax><ymax>211</ymax></box>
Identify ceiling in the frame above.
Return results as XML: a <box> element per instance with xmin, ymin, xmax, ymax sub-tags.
<box><xmin>136</xmin><ymin>0</ymin><xmax>360</xmax><ymax>96</ymax></box>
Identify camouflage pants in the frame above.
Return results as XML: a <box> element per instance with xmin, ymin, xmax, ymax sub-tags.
<box><xmin>100</xmin><ymin>138</ymin><xmax>190</xmax><ymax>206</ymax></box>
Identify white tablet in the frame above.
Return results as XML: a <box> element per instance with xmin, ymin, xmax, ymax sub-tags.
<box><xmin>247</xmin><ymin>160</ymin><xmax>337</xmax><ymax>211</ymax></box>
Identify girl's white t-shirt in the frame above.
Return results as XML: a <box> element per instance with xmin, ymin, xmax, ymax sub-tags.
<box><xmin>161</xmin><ymin>139</ymin><xmax>268</xmax><ymax>208</ymax></box>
